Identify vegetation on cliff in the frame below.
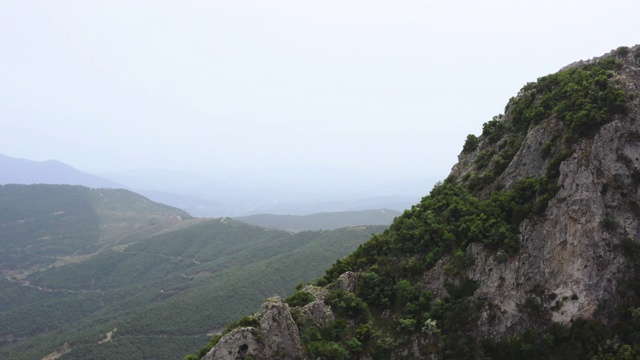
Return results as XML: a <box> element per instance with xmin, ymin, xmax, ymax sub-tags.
<box><xmin>191</xmin><ymin>46</ymin><xmax>640</xmax><ymax>359</ymax></box>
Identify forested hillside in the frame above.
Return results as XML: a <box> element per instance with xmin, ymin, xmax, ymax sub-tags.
<box><xmin>0</xmin><ymin>184</ymin><xmax>190</xmax><ymax>273</ymax></box>
<box><xmin>0</xmin><ymin>184</ymin><xmax>386</xmax><ymax>359</ymax></box>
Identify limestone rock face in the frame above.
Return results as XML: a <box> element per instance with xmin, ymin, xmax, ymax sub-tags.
<box><xmin>336</xmin><ymin>271</ymin><xmax>359</xmax><ymax>293</ymax></box>
<box><xmin>301</xmin><ymin>284</ymin><xmax>329</xmax><ymax>301</ymax></box>
<box><xmin>204</xmin><ymin>297</ymin><xmax>304</xmax><ymax>360</ymax></box>
<box><xmin>444</xmin><ymin>44</ymin><xmax>640</xmax><ymax>338</ymax></box>
<box><xmin>300</xmin><ymin>300</ymin><xmax>334</xmax><ymax>327</ymax></box>
<box><xmin>299</xmin><ymin>285</ymin><xmax>334</xmax><ymax>327</ymax></box>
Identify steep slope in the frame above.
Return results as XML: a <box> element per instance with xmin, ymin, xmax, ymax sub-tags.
<box><xmin>194</xmin><ymin>45</ymin><xmax>640</xmax><ymax>359</ymax></box>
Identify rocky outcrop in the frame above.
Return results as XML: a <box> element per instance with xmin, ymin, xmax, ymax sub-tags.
<box><xmin>300</xmin><ymin>299</ymin><xmax>334</xmax><ymax>327</ymax></box>
<box><xmin>335</xmin><ymin>271</ymin><xmax>359</xmax><ymax>292</ymax></box>
<box><xmin>299</xmin><ymin>285</ymin><xmax>334</xmax><ymax>327</ymax></box>
<box><xmin>204</xmin><ymin>297</ymin><xmax>304</xmax><ymax>360</ymax></box>
<box><xmin>301</xmin><ymin>284</ymin><xmax>329</xmax><ymax>301</ymax></box>
<box><xmin>444</xmin><ymin>44</ymin><xmax>640</xmax><ymax>338</ymax></box>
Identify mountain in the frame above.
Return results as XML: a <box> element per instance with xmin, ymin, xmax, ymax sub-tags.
<box><xmin>238</xmin><ymin>195</ymin><xmax>420</xmax><ymax>216</ymax></box>
<box><xmin>101</xmin><ymin>168</ymin><xmax>433</xmax><ymax>217</ymax></box>
<box><xmin>192</xmin><ymin>45</ymin><xmax>640</xmax><ymax>359</ymax></box>
<box><xmin>0</xmin><ymin>184</ymin><xmax>191</xmax><ymax>273</ymax></box>
<box><xmin>0</xmin><ymin>184</ymin><xmax>386</xmax><ymax>360</ymax></box>
<box><xmin>0</xmin><ymin>154</ymin><xmax>122</xmax><ymax>188</ymax></box>
<box><xmin>134</xmin><ymin>189</ymin><xmax>232</xmax><ymax>218</ymax></box>
<box><xmin>235</xmin><ymin>209</ymin><xmax>401</xmax><ymax>231</ymax></box>
<box><xmin>0</xmin><ymin>154</ymin><xmax>431</xmax><ymax>217</ymax></box>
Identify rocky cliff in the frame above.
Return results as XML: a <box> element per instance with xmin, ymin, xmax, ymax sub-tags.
<box><xmin>193</xmin><ymin>45</ymin><xmax>640</xmax><ymax>359</ymax></box>
<box><xmin>202</xmin><ymin>297</ymin><xmax>303</xmax><ymax>360</ymax></box>
<box><xmin>452</xmin><ymin>45</ymin><xmax>640</xmax><ymax>339</ymax></box>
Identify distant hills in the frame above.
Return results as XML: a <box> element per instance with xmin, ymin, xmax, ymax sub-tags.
<box><xmin>0</xmin><ymin>184</ymin><xmax>387</xmax><ymax>359</ymax></box>
<box><xmin>102</xmin><ymin>167</ymin><xmax>430</xmax><ymax>217</ymax></box>
<box><xmin>0</xmin><ymin>154</ymin><xmax>121</xmax><ymax>188</ymax></box>
<box><xmin>0</xmin><ymin>154</ymin><xmax>433</xmax><ymax>216</ymax></box>
<box><xmin>235</xmin><ymin>209</ymin><xmax>401</xmax><ymax>231</ymax></box>
<box><xmin>0</xmin><ymin>183</ymin><xmax>191</xmax><ymax>273</ymax></box>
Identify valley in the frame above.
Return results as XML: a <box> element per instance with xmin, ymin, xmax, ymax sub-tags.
<box><xmin>0</xmin><ymin>184</ymin><xmax>390</xmax><ymax>359</ymax></box>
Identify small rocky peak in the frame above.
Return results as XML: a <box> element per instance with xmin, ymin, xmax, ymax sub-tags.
<box><xmin>297</xmin><ymin>285</ymin><xmax>334</xmax><ymax>327</ymax></box>
<box><xmin>335</xmin><ymin>271</ymin><xmax>359</xmax><ymax>293</ymax></box>
<box><xmin>204</xmin><ymin>296</ymin><xmax>304</xmax><ymax>360</ymax></box>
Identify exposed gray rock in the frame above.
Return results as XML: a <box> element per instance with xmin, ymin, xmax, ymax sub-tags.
<box><xmin>298</xmin><ymin>285</ymin><xmax>334</xmax><ymax>327</ymax></box>
<box><xmin>301</xmin><ymin>284</ymin><xmax>329</xmax><ymax>301</ymax></box>
<box><xmin>420</xmin><ymin>258</ymin><xmax>450</xmax><ymax>299</ymax></box>
<box><xmin>204</xmin><ymin>327</ymin><xmax>262</xmax><ymax>360</ymax></box>
<box><xmin>336</xmin><ymin>271</ymin><xmax>359</xmax><ymax>293</ymax></box>
<box><xmin>204</xmin><ymin>297</ymin><xmax>304</xmax><ymax>360</ymax></box>
<box><xmin>300</xmin><ymin>300</ymin><xmax>334</xmax><ymax>327</ymax></box>
<box><xmin>442</xmin><ymin>45</ymin><xmax>640</xmax><ymax>339</ymax></box>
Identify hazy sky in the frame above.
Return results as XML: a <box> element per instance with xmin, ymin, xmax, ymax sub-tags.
<box><xmin>1</xmin><ymin>0</ymin><xmax>638</xmax><ymax>185</ymax></box>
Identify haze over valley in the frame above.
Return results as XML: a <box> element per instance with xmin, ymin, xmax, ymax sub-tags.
<box><xmin>0</xmin><ymin>153</ymin><xmax>432</xmax><ymax>217</ymax></box>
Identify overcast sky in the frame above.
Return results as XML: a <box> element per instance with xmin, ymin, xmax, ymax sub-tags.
<box><xmin>1</xmin><ymin>0</ymin><xmax>638</xmax><ymax>186</ymax></box>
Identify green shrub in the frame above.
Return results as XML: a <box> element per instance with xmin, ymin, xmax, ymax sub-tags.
<box><xmin>546</xmin><ymin>149</ymin><xmax>571</xmax><ymax>179</ymax></box>
<box><xmin>482</xmin><ymin>116</ymin><xmax>506</xmax><ymax>144</ymax></box>
<box><xmin>495</xmin><ymin>250</ymin><xmax>508</xmax><ymax>263</ymax></box>
<box><xmin>616</xmin><ymin>46</ymin><xmax>630</xmax><ymax>57</ymax></box>
<box><xmin>307</xmin><ymin>341</ymin><xmax>349</xmax><ymax>360</ymax></box>
<box><xmin>326</xmin><ymin>290</ymin><xmax>370</xmax><ymax>322</ymax></box>
<box><xmin>541</xmin><ymin>140</ymin><xmax>554</xmax><ymax>159</ymax></box>
<box><xmin>444</xmin><ymin>278</ymin><xmax>479</xmax><ymax>299</ymax></box>
<box><xmin>603</xmin><ymin>217</ymin><xmax>619</xmax><ymax>232</ymax></box>
<box><xmin>285</xmin><ymin>290</ymin><xmax>315</xmax><ymax>308</ymax></box>
<box><xmin>226</xmin><ymin>315</ymin><xmax>259</xmax><ymax>331</ymax></box>
<box><xmin>396</xmin><ymin>318</ymin><xmax>417</xmax><ymax>333</ymax></box>
<box><xmin>463</xmin><ymin>134</ymin><xmax>479</xmax><ymax>152</ymax></box>
<box><xmin>356</xmin><ymin>272</ymin><xmax>393</xmax><ymax>309</ymax></box>
<box><xmin>475</xmin><ymin>149</ymin><xmax>495</xmax><ymax>169</ymax></box>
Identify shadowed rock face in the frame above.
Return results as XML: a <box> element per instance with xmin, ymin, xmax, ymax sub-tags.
<box><xmin>204</xmin><ymin>297</ymin><xmax>304</xmax><ymax>360</ymax></box>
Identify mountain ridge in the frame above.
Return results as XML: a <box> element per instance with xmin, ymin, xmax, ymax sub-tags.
<box><xmin>0</xmin><ymin>154</ymin><xmax>430</xmax><ymax>217</ymax></box>
<box><xmin>0</xmin><ymin>154</ymin><xmax>122</xmax><ymax>189</ymax></box>
<box><xmin>234</xmin><ymin>209</ymin><xmax>401</xmax><ymax>231</ymax></box>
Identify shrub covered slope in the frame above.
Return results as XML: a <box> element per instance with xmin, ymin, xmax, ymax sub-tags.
<box><xmin>193</xmin><ymin>45</ymin><xmax>640</xmax><ymax>359</ymax></box>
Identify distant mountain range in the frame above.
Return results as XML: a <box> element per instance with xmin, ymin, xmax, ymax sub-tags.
<box><xmin>100</xmin><ymin>167</ymin><xmax>432</xmax><ymax>216</ymax></box>
<box><xmin>0</xmin><ymin>154</ymin><xmax>120</xmax><ymax>188</ymax></box>
<box><xmin>0</xmin><ymin>154</ymin><xmax>434</xmax><ymax>217</ymax></box>
<box><xmin>235</xmin><ymin>209</ymin><xmax>401</xmax><ymax>231</ymax></box>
